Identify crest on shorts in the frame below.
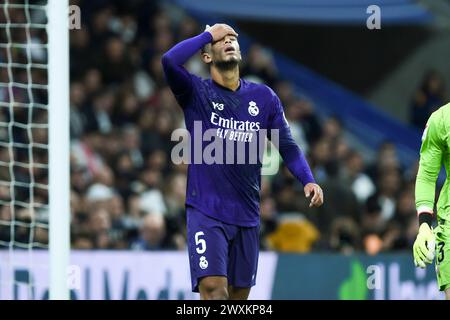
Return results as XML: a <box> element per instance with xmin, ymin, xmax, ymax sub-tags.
<box><xmin>199</xmin><ymin>256</ymin><xmax>208</xmax><ymax>270</ymax></box>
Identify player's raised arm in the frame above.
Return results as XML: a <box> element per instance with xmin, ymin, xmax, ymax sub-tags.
<box><xmin>413</xmin><ymin>109</ymin><xmax>444</xmax><ymax>268</ymax></box>
<box><xmin>161</xmin><ymin>24</ymin><xmax>238</xmax><ymax>104</ymax></box>
<box><xmin>161</xmin><ymin>31</ymin><xmax>212</xmax><ymax>102</ymax></box>
<box><xmin>267</xmin><ymin>89</ymin><xmax>323</xmax><ymax>208</ymax></box>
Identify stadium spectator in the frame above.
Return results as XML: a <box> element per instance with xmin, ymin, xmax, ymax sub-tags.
<box><xmin>88</xmin><ymin>207</ymin><xmax>114</xmax><ymax>249</ymax></box>
<box><xmin>241</xmin><ymin>44</ymin><xmax>278</xmax><ymax>86</ymax></box>
<box><xmin>315</xmin><ymin>160</ymin><xmax>360</xmax><ymax>237</ymax></box>
<box><xmin>328</xmin><ymin>217</ymin><xmax>361</xmax><ymax>255</ymax></box>
<box><xmin>131</xmin><ymin>213</ymin><xmax>177</xmax><ymax>250</ymax></box>
<box><xmin>367</xmin><ymin>168</ymin><xmax>401</xmax><ymax>222</ymax></box>
<box><xmin>259</xmin><ymin>196</ymin><xmax>278</xmax><ymax>250</ymax></box>
<box><xmin>343</xmin><ymin>150</ymin><xmax>376</xmax><ymax>204</ymax></box>
<box><xmin>410</xmin><ymin>70</ymin><xmax>447</xmax><ymax>129</ymax></box>
<box><xmin>266</xmin><ymin>216</ymin><xmax>320</xmax><ymax>253</ymax></box>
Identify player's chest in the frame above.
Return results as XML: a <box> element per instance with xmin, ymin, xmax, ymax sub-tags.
<box><xmin>197</xmin><ymin>88</ymin><xmax>268</xmax><ymax>126</ymax></box>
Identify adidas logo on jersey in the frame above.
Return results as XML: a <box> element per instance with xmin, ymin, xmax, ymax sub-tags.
<box><xmin>212</xmin><ymin>101</ymin><xmax>224</xmax><ymax>111</ymax></box>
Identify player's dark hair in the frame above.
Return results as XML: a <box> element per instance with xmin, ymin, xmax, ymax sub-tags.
<box><xmin>201</xmin><ymin>44</ymin><xmax>212</xmax><ymax>69</ymax></box>
<box><xmin>201</xmin><ymin>43</ymin><xmax>211</xmax><ymax>54</ymax></box>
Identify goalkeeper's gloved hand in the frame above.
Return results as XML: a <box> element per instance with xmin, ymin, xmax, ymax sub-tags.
<box><xmin>413</xmin><ymin>223</ymin><xmax>435</xmax><ymax>268</ymax></box>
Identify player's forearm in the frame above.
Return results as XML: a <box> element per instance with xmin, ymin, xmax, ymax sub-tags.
<box><xmin>269</xmin><ymin>105</ymin><xmax>315</xmax><ymax>186</ymax></box>
<box><xmin>415</xmin><ymin>171</ymin><xmax>438</xmax><ymax>214</ymax></box>
<box><xmin>161</xmin><ymin>31</ymin><xmax>212</xmax><ymax>97</ymax></box>
<box><xmin>415</xmin><ymin>162</ymin><xmax>439</xmax><ymax>227</ymax></box>
<box><xmin>162</xmin><ymin>31</ymin><xmax>212</xmax><ymax>69</ymax></box>
<box><xmin>280</xmin><ymin>142</ymin><xmax>316</xmax><ymax>186</ymax></box>
<box><xmin>415</xmin><ymin>174</ymin><xmax>436</xmax><ymax>227</ymax></box>
<box><xmin>415</xmin><ymin>107</ymin><xmax>445</xmax><ymax>219</ymax></box>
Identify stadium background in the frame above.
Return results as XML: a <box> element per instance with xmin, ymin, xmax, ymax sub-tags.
<box><xmin>1</xmin><ymin>0</ymin><xmax>449</xmax><ymax>299</ymax></box>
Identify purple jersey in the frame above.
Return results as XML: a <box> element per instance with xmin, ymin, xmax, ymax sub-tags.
<box><xmin>162</xmin><ymin>32</ymin><xmax>315</xmax><ymax>227</ymax></box>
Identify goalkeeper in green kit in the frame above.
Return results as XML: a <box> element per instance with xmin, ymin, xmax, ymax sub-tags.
<box><xmin>414</xmin><ymin>102</ymin><xmax>450</xmax><ymax>299</ymax></box>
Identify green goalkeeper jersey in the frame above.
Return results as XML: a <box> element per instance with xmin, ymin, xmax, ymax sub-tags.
<box><xmin>416</xmin><ymin>103</ymin><xmax>450</xmax><ymax>220</ymax></box>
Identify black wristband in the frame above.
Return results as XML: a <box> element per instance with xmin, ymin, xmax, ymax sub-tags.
<box><xmin>418</xmin><ymin>212</ymin><xmax>433</xmax><ymax>227</ymax></box>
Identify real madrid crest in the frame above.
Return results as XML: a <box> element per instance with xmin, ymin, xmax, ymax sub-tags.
<box><xmin>248</xmin><ymin>101</ymin><xmax>259</xmax><ymax>116</ymax></box>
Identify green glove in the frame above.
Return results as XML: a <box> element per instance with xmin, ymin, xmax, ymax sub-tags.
<box><xmin>413</xmin><ymin>223</ymin><xmax>435</xmax><ymax>268</ymax></box>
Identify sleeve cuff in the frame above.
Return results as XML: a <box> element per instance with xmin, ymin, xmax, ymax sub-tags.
<box><xmin>418</xmin><ymin>212</ymin><xmax>433</xmax><ymax>227</ymax></box>
<box><xmin>416</xmin><ymin>206</ymin><xmax>433</xmax><ymax>215</ymax></box>
<box><xmin>202</xmin><ymin>31</ymin><xmax>213</xmax><ymax>43</ymax></box>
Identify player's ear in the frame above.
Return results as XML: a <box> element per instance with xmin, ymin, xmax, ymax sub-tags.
<box><xmin>201</xmin><ymin>42</ymin><xmax>212</xmax><ymax>64</ymax></box>
<box><xmin>201</xmin><ymin>51</ymin><xmax>212</xmax><ymax>64</ymax></box>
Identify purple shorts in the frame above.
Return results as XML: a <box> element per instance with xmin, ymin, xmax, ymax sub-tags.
<box><xmin>186</xmin><ymin>205</ymin><xmax>260</xmax><ymax>293</ymax></box>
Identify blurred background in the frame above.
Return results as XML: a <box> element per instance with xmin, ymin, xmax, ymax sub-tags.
<box><xmin>1</xmin><ymin>0</ymin><xmax>449</xmax><ymax>299</ymax></box>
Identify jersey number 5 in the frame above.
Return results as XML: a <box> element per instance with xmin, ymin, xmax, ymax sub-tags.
<box><xmin>195</xmin><ymin>231</ymin><xmax>206</xmax><ymax>254</ymax></box>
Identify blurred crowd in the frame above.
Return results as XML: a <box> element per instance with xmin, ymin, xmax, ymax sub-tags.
<box><xmin>0</xmin><ymin>0</ymin><xmax>433</xmax><ymax>255</ymax></box>
<box><xmin>410</xmin><ymin>70</ymin><xmax>447</xmax><ymax>130</ymax></box>
<box><xmin>0</xmin><ymin>0</ymin><xmax>50</xmax><ymax>248</ymax></box>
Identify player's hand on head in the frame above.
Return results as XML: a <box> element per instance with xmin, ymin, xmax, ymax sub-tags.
<box><xmin>304</xmin><ymin>183</ymin><xmax>324</xmax><ymax>208</ymax></box>
<box><xmin>205</xmin><ymin>23</ymin><xmax>238</xmax><ymax>42</ymax></box>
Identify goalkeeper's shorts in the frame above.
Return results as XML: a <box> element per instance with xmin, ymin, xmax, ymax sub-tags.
<box><xmin>186</xmin><ymin>205</ymin><xmax>259</xmax><ymax>293</ymax></box>
<box><xmin>435</xmin><ymin>219</ymin><xmax>450</xmax><ymax>291</ymax></box>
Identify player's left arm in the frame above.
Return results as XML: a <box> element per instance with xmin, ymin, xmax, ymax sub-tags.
<box><xmin>267</xmin><ymin>89</ymin><xmax>323</xmax><ymax>208</ymax></box>
<box><xmin>413</xmin><ymin>109</ymin><xmax>444</xmax><ymax>268</ymax></box>
<box><xmin>415</xmin><ymin>109</ymin><xmax>445</xmax><ymax>218</ymax></box>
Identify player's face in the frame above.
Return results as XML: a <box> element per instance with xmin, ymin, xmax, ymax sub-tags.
<box><xmin>206</xmin><ymin>35</ymin><xmax>241</xmax><ymax>65</ymax></box>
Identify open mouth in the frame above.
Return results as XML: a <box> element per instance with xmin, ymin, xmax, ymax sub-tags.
<box><xmin>224</xmin><ymin>46</ymin><xmax>235</xmax><ymax>53</ymax></box>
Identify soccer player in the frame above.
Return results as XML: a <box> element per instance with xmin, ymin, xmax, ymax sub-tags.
<box><xmin>413</xmin><ymin>102</ymin><xmax>450</xmax><ymax>300</ymax></box>
<box><xmin>162</xmin><ymin>23</ymin><xmax>323</xmax><ymax>300</ymax></box>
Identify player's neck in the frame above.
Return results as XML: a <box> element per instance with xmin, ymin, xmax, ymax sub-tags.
<box><xmin>211</xmin><ymin>66</ymin><xmax>240</xmax><ymax>91</ymax></box>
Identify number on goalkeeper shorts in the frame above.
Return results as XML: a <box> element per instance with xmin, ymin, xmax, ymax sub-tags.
<box><xmin>438</xmin><ymin>242</ymin><xmax>445</xmax><ymax>264</ymax></box>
